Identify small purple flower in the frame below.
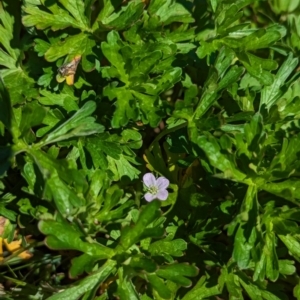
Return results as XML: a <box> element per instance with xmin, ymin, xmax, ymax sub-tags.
<box><xmin>143</xmin><ymin>173</ymin><xmax>170</xmax><ymax>202</ymax></box>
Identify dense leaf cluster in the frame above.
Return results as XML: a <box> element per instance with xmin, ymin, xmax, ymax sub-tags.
<box><xmin>1</xmin><ymin>0</ymin><xmax>300</xmax><ymax>299</ymax></box>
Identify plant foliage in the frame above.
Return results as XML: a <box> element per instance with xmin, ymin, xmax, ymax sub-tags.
<box><xmin>1</xmin><ymin>0</ymin><xmax>300</xmax><ymax>299</ymax></box>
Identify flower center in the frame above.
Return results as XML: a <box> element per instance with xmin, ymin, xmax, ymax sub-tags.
<box><xmin>148</xmin><ymin>185</ymin><xmax>159</xmax><ymax>195</ymax></box>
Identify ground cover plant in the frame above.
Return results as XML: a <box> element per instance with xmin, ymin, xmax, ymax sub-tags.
<box><xmin>2</xmin><ymin>0</ymin><xmax>300</xmax><ymax>299</ymax></box>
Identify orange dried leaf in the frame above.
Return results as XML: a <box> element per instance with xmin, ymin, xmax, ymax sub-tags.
<box><xmin>18</xmin><ymin>250</ymin><xmax>33</xmax><ymax>260</ymax></box>
<box><xmin>3</xmin><ymin>239</ymin><xmax>21</xmax><ymax>252</ymax></box>
<box><xmin>0</xmin><ymin>237</ymin><xmax>3</xmax><ymax>261</ymax></box>
<box><xmin>0</xmin><ymin>217</ymin><xmax>7</xmax><ymax>236</ymax></box>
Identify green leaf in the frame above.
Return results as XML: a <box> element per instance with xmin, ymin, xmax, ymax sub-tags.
<box><xmin>28</xmin><ymin>148</ymin><xmax>88</xmax><ymax>193</ymax></box>
<box><xmin>0</xmin><ymin>47</ymin><xmax>16</xmax><ymax>69</ymax></box>
<box><xmin>209</xmin><ymin>0</ymin><xmax>218</xmax><ymax>12</ymax></box>
<box><xmin>0</xmin><ymin>2</ymin><xmax>36</xmax><ymax>104</ymax></box>
<box><xmin>148</xmin><ymin>0</ymin><xmax>194</xmax><ymax>25</ymax></box>
<box><xmin>85</xmin><ymin>136</ymin><xmax>121</xmax><ymax>164</ymax></box>
<box><xmin>265</xmin><ymin>232</ymin><xmax>279</xmax><ymax>281</ymax></box>
<box><xmin>193</xmin><ymin>48</ymin><xmax>243</xmax><ymax>120</ymax></box>
<box><xmin>233</xmin><ymin>185</ymin><xmax>258</xmax><ymax>269</ymax></box>
<box><xmin>132</xmin><ymin>91</ymin><xmax>161</xmax><ymax>127</ymax></box>
<box><xmin>34</xmin><ymin>38</ymin><xmax>51</xmax><ymax>57</ymax></box>
<box><xmin>182</xmin><ymin>276</ymin><xmax>221</xmax><ymax>300</ymax></box>
<box><xmin>294</xmin><ymin>282</ymin><xmax>300</xmax><ymax>300</ymax></box>
<box><xmin>101</xmin><ymin>1</ymin><xmax>144</xmax><ymax>30</ymax></box>
<box><xmin>47</xmin><ymin>260</ymin><xmax>116</xmax><ymax>300</ymax></box>
<box><xmin>1</xmin><ymin>69</ymin><xmax>36</xmax><ymax>105</ymax></box>
<box><xmin>225</xmin><ymin>273</ymin><xmax>244</xmax><ymax>300</ymax></box>
<box><xmin>101</xmin><ymin>31</ymin><xmax>128</xmax><ymax>83</ymax></box>
<box><xmin>215</xmin><ymin>0</ymin><xmax>253</xmax><ymax>34</ymax></box>
<box><xmin>0</xmin><ymin>1</ymin><xmax>20</xmax><ymax>67</ymax></box>
<box><xmin>59</xmin><ymin>0</ymin><xmax>89</xmax><ymax>28</ymax></box>
<box><xmin>116</xmin><ymin>269</ymin><xmax>139</xmax><ymax>300</ymax></box>
<box><xmin>270</xmin><ymin>0</ymin><xmax>299</xmax><ymax>13</ymax></box>
<box><xmin>278</xmin><ymin>234</ymin><xmax>300</xmax><ymax>262</ymax></box>
<box><xmin>238</xmin><ymin>271</ymin><xmax>283</xmax><ymax>300</ymax></box>
<box><xmin>19</xmin><ymin>100</ymin><xmax>46</xmax><ymax>140</ymax></box>
<box><xmin>238</xmin><ymin>276</ymin><xmax>263</xmax><ymax>300</ymax></box>
<box><xmin>217</xmin><ymin>66</ymin><xmax>244</xmax><ymax>92</ymax></box>
<box><xmin>121</xmin><ymin>129</ymin><xmax>142</xmax><ymax>150</ymax></box>
<box><xmin>278</xmin><ymin>260</ymin><xmax>295</xmax><ymax>276</ymax></box>
<box><xmin>155</xmin><ymin>67</ymin><xmax>182</xmax><ymax>94</ymax></box>
<box><xmin>22</xmin><ymin>0</ymin><xmax>90</xmax><ymax>31</ymax></box>
<box><xmin>36</xmin><ymin>109</ymin><xmax>65</xmax><ymax>138</ymax></box>
<box><xmin>127</xmin><ymin>255</ymin><xmax>157</xmax><ymax>273</ymax></box>
<box><xmin>38</xmin><ymin>89</ymin><xmax>79</xmax><ymax>113</ymax></box>
<box><xmin>107</xmin><ymin>154</ymin><xmax>141</xmax><ymax>181</ymax></box>
<box><xmin>238</xmin><ymin>52</ymin><xmax>277</xmax><ymax>85</ymax></box>
<box><xmin>98</xmin><ymin>200</ymin><xmax>135</xmax><ymax>223</ymax></box>
<box><xmin>69</xmin><ymin>254</ymin><xmax>99</xmax><ymax>278</ymax></box>
<box><xmin>148</xmin><ymin>239</ymin><xmax>187</xmax><ymax>257</ymax></box>
<box><xmin>268</xmin><ymin>134</ymin><xmax>300</xmax><ymax>180</ymax></box>
<box><xmin>45</xmin><ymin>33</ymin><xmax>96</xmax><ymax>71</ymax></box>
<box><xmin>117</xmin><ymin>200</ymin><xmax>161</xmax><ymax>252</ymax></box>
<box><xmin>262</xmin><ymin>179</ymin><xmax>300</xmax><ymax>204</ymax></box>
<box><xmin>222</xmin><ymin>29</ymin><xmax>281</xmax><ymax>51</ymax></box>
<box><xmin>196</xmin><ymin>132</ymin><xmax>247</xmax><ymax>182</ymax></box>
<box><xmin>0</xmin><ymin>76</ymin><xmax>11</xmax><ymax>130</ymax></box>
<box><xmin>260</xmin><ymin>53</ymin><xmax>298</xmax><ymax>109</ymax></box>
<box><xmin>39</xmin><ymin>101</ymin><xmax>104</xmax><ymax>146</ymax></box>
<box><xmin>192</xmin><ymin>90</ymin><xmax>218</xmax><ymax>120</ymax></box>
<box><xmin>45</xmin><ymin>171</ymin><xmax>85</xmax><ymax>216</ymax></box>
<box><xmin>146</xmin><ymin>274</ymin><xmax>172</xmax><ymax>299</ymax></box>
<box><xmin>0</xmin><ymin>204</ymin><xmax>16</xmax><ymax>221</ymax></box>
<box><xmin>129</xmin><ymin>51</ymin><xmax>162</xmax><ymax>79</ymax></box>
<box><xmin>39</xmin><ymin>218</ymin><xmax>114</xmax><ymax>258</ymax></box>
<box><xmin>110</xmin><ymin>88</ymin><xmax>138</xmax><ymax>128</ymax></box>
<box><xmin>156</xmin><ymin>263</ymin><xmax>198</xmax><ymax>287</ymax></box>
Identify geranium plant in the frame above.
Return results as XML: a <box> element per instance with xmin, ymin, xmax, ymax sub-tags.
<box><xmin>1</xmin><ymin>0</ymin><xmax>300</xmax><ymax>299</ymax></box>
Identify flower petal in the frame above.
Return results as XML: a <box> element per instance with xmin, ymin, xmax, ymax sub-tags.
<box><xmin>156</xmin><ymin>177</ymin><xmax>169</xmax><ymax>189</ymax></box>
<box><xmin>156</xmin><ymin>189</ymin><xmax>168</xmax><ymax>201</ymax></box>
<box><xmin>143</xmin><ymin>173</ymin><xmax>156</xmax><ymax>187</ymax></box>
<box><xmin>144</xmin><ymin>192</ymin><xmax>156</xmax><ymax>202</ymax></box>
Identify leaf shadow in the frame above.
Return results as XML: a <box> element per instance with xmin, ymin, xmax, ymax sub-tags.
<box><xmin>0</xmin><ymin>77</ymin><xmax>13</xmax><ymax>177</ymax></box>
<box><xmin>2</xmin><ymin>0</ymin><xmax>22</xmax><ymax>50</ymax></box>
